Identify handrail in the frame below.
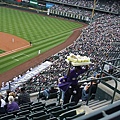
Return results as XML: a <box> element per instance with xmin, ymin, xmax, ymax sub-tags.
<box><xmin>84</xmin><ymin>58</ymin><xmax>120</xmax><ymax>105</ymax></box>
<box><xmin>78</xmin><ymin>75</ymin><xmax>118</xmax><ymax>105</ymax></box>
<box><xmin>87</xmin><ymin>75</ymin><xmax>117</xmax><ymax>105</ymax></box>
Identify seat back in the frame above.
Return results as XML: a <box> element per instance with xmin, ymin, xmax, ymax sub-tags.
<box><xmin>0</xmin><ymin>114</ymin><xmax>15</xmax><ymax>120</ymax></box>
<box><xmin>47</xmin><ymin>106</ymin><xmax>62</xmax><ymax>113</ymax></box>
<box><xmin>51</xmin><ymin>109</ymin><xmax>68</xmax><ymax>117</ymax></box>
<box><xmin>17</xmin><ymin>110</ymin><xmax>30</xmax><ymax>117</ymax></box>
<box><xmin>59</xmin><ymin>109</ymin><xmax>76</xmax><ymax>120</ymax></box>
<box><xmin>13</xmin><ymin>116</ymin><xmax>28</xmax><ymax>120</ymax></box>
<box><xmin>31</xmin><ymin>106</ymin><xmax>45</xmax><ymax>113</ymax></box>
<box><xmin>33</xmin><ymin>114</ymin><xmax>50</xmax><ymax>120</ymax></box>
<box><xmin>29</xmin><ymin>110</ymin><xmax>46</xmax><ymax>119</ymax></box>
<box><xmin>32</xmin><ymin>101</ymin><xmax>42</xmax><ymax>106</ymax></box>
<box><xmin>45</xmin><ymin>103</ymin><xmax>56</xmax><ymax>109</ymax></box>
<box><xmin>63</xmin><ymin>102</ymin><xmax>76</xmax><ymax>109</ymax></box>
<box><xmin>8</xmin><ymin>109</ymin><xmax>21</xmax><ymax>116</ymax></box>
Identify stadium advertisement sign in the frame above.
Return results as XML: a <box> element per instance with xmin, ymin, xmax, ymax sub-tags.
<box><xmin>46</xmin><ymin>3</ymin><xmax>54</xmax><ymax>8</ymax></box>
<box><xmin>16</xmin><ymin>0</ymin><xmax>22</xmax><ymax>2</ymax></box>
<box><xmin>21</xmin><ymin>0</ymin><xmax>30</xmax><ymax>2</ymax></box>
<box><xmin>30</xmin><ymin>0</ymin><xmax>38</xmax><ymax>5</ymax></box>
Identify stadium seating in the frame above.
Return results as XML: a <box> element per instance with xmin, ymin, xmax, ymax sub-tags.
<box><xmin>0</xmin><ymin>1</ymin><xmax>119</xmax><ymax>120</ymax></box>
<box><xmin>31</xmin><ymin>106</ymin><xmax>45</xmax><ymax>113</ymax></box>
<box><xmin>0</xmin><ymin>114</ymin><xmax>15</xmax><ymax>120</ymax></box>
<box><xmin>28</xmin><ymin>110</ymin><xmax>46</xmax><ymax>120</ymax></box>
<box><xmin>72</xmin><ymin>100</ymin><xmax>120</xmax><ymax>120</ymax></box>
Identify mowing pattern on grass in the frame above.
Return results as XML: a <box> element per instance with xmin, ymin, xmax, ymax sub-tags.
<box><xmin>0</xmin><ymin>50</ymin><xmax>5</xmax><ymax>54</ymax></box>
<box><xmin>0</xmin><ymin>7</ymin><xmax>83</xmax><ymax>74</ymax></box>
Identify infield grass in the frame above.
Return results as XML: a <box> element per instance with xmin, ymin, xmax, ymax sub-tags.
<box><xmin>0</xmin><ymin>7</ymin><xmax>83</xmax><ymax>74</ymax></box>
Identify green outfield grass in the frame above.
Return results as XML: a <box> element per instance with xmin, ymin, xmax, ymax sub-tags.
<box><xmin>0</xmin><ymin>50</ymin><xmax>5</xmax><ymax>54</ymax></box>
<box><xmin>0</xmin><ymin>7</ymin><xmax>83</xmax><ymax>74</ymax></box>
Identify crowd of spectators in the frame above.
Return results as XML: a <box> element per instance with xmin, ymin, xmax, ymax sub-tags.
<box><xmin>0</xmin><ymin>87</ymin><xmax>31</xmax><ymax>114</ymax></box>
<box><xmin>49</xmin><ymin>0</ymin><xmax>119</xmax><ymax>22</ymax></box>
<box><xmin>0</xmin><ymin>3</ymin><xmax>119</xmax><ymax>108</ymax></box>
<box><xmin>33</xmin><ymin>13</ymin><xmax>118</xmax><ymax>89</ymax></box>
<box><xmin>51</xmin><ymin>0</ymin><xmax>119</xmax><ymax>14</ymax></box>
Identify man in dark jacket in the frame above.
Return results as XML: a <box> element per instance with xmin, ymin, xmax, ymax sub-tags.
<box><xmin>18</xmin><ymin>87</ymin><xmax>30</xmax><ymax>105</ymax></box>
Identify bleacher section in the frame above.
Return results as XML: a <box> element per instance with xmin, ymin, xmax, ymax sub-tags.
<box><xmin>0</xmin><ymin>0</ymin><xmax>120</xmax><ymax>119</ymax></box>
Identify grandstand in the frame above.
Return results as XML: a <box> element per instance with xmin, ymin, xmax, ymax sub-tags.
<box><xmin>0</xmin><ymin>0</ymin><xmax>120</xmax><ymax>120</ymax></box>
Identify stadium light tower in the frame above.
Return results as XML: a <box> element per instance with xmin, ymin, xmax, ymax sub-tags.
<box><xmin>90</xmin><ymin>0</ymin><xmax>97</xmax><ymax>23</ymax></box>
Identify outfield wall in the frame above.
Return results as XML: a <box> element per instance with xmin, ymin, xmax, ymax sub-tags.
<box><xmin>0</xmin><ymin>2</ymin><xmax>47</xmax><ymax>15</ymax></box>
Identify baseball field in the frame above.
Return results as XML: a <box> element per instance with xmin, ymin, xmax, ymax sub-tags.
<box><xmin>0</xmin><ymin>7</ymin><xmax>83</xmax><ymax>74</ymax></box>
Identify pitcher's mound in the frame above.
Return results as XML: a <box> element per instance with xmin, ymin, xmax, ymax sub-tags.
<box><xmin>0</xmin><ymin>32</ymin><xmax>30</xmax><ymax>57</ymax></box>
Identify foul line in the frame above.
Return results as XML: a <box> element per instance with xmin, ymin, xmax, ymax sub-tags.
<box><xmin>0</xmin><ymin>45</ymin><xmax>30</xmax><ymax>57</ymax></box>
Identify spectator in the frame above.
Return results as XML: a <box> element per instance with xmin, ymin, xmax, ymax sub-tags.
<box><xmin>58</xmin><ymin>76</ymin><xmax>67</xmax><ymax>102</ymax></box>
<box><xmin>81</xmin><ymin>82</ymin><xmax>90</xmax><ymax>101</ymax></box>
<box><xmin>81</xmin><ymin>77</ymin><xmax>98</xmax><ymax>101</ymax></box>
<box><xmin>42</xmin><ymin>85</ymin><xmax>58</xmax><ymax>99</ymax></box>
<box><xmin>0</xmin><ymin>93</ymin><xmax>6</xmax><ymax>114</ymax></box>
<box><xmin>18</xmin><ymin>87</ymin><xmax>31</xmax><ymax>105</ymax></box>
<box><xmin>7</xmin><ymin>96</ymin><xmax>19</xmax><ymax>112</ymax></box>
<box><xmin>9</xmin><ymin>92</ymin><xmax>16</xmax><ymax>98</ymax></box>
<box><xmin>5</xmin><ymin>90</ymin><xmax>11</xmax><ymax>103</ymax></box>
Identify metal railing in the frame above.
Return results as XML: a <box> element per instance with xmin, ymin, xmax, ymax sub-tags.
<box><xmin>79</xmin><ymin>58</ymin><xmax>120</xmax><ymax>105</ymax></box>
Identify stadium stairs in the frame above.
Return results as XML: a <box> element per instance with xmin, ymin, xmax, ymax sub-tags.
<box><xmin>0</xmin><ymin>59</ymin><xmax>119</xmax><ymax>120</ymax></box>
<box><xmin>27</xmin><ymin>58</ymin><xmax>120</xmax><ymax>119</ymax></box>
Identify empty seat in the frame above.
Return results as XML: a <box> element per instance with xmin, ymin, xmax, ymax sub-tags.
<box><xmin>68</xmin><ymin>103</ymin><xmax>82</xmax><ymax>110</ymax></box>
<box><xmin>47</xmin><ymin>106</ymin><xmax>62</xmax><ymax>113</ymax></box>
<box><xmin>0</xmin><ymin>113</ymin><xmax>6</xmax><ymax>118</ymax></box>
<box><xmin>32</xmin><ymin>114</ymin><xmax>50</xmax><ymax>120</ymax></box>
<box><xmin>13</xmin><ymin>116</ymin><xmax>28</xmax><ymax>120</ymax></box>
<box><xmin>31</xmin><ymin>106</ymin><xmax>45</xmax><ymax>113</ymax></box>
<box><xmin>62</xmin><ymin>102</ymin><xmax>76</xmax><ymax>109</ymax></box>
<box><xmin>20</xmin><ymin>106</ymin><xmax>34</xmax><ymax>111</ymax></box>
<box><xmin>29</xmin><ymin>110</ymin><xmax>46</xmax><ymax>119</ymax></box>
<box><xmin>22</xmin><ymin>101</ymin><xmax>33</xmax><ymax>106</ymax></box>
<box><xmin>32</xmin><ymin>103</ymin><xmax>46</xmax><ymax>108</ymax></box>
<box><xmin>66</xmin><ymin>109</ymin><xmax>85</xmax><ymax>120</ymax></box>
<box><xmin>20</xmin><ymin>104</ymin><xmax>30</xmax><ymax>109</ymax></box>
<box><xmin>0</xmin><ymin>114</ymin><xmax>15</xmax><ymax>120</ymax></box>
<box><xmin>47</xmin><ymin>117</ymin><xmax>58</xmax><ymax>120</ymax></box>
<box><xmin>16</xmin><ymin>110</ymin><xmax>30</xmax><ymax>117</ymax></box>
<box><xmin>59</xmin><ymin>109</ymin><xmax>76</xmax><ymax>120</ymax></box>
<box><xmin>51</xmin><ymin>109</ymin><xmax>68</xmax><ymax>117</ymax></box>
<box><xmin>7</xmin><ymin>109</ymin><xmax>21</xmax><ymax>116</ymax></box>
<box><xmin>45</xmin><ymin>103</ymin><xmax>56</xmax><ymax>109</ymax></box>
<box><xmin>32</xmin><ymin>101</ymin><xmax>42</xmax><ymax>106</ymax></box>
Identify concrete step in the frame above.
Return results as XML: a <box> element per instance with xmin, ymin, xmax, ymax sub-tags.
<box><xmin>90</xmin><ymin>100</ymin><xmax>111</xmax><ymax>110</ymax></box>
<box><xmin>89</xmin><ymin>99</ymin><xmax>107</xmax><ymax>108</ymax></box>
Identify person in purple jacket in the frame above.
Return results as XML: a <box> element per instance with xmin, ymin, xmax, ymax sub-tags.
<box><xmin>59</xmin><ymin>62</ymin><xmax>89</xmax><ymax>105</ymax></box>
<box><xmin>7</xmin><ymin>96</ymin><xmax>19</xmax><ymax>112</ymax></box>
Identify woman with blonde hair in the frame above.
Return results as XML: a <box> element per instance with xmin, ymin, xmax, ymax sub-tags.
<box><xmin>7</xmin><ymin>96</ymin><xmax>19</xmax><ymax>112</ymax></box>
<box><xmin>9</xmin><ymin>92</ymin><xmax>16</xmax><ymax>98</ymax></box>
